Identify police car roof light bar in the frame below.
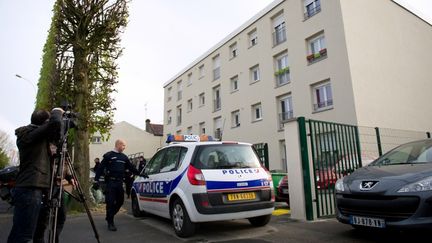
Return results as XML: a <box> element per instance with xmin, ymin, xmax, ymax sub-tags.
<box><xmin>166</xmin><ymin>134</ymin><xmax>215</xmax><ymax>143</ymax></box>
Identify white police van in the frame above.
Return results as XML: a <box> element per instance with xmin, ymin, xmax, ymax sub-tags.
<box><xmin>131</xmin><ymin>135</ymin><xmax>275</xmax><ymax>237</ymax></box>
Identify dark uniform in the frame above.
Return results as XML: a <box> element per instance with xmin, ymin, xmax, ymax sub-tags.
<box><xmin>94</xmin><ymin>150</ymin><xmax>138</xmax><ymax>229</ymax></box>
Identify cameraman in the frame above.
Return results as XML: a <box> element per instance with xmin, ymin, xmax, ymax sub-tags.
<box><xmin>7</xmin><ymin>108</ymin><xmax>63</xmax><ymax>243</ymax></box>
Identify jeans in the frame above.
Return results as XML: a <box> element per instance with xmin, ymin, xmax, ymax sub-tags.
<box><xmin>7</xmin><ymin>187</ymin><xmax>44</xmax><ymax>243</ymax></box>
<box><xmin>105</xmin><ymin>181</ymin><xmax>124</xmax><ymax>224</ymax></box>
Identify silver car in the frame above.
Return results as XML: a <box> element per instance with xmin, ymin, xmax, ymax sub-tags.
<box><xmin>335</xmin><ymin>139</ymin><xmax>432</xmax><ymax>230</ymax></box>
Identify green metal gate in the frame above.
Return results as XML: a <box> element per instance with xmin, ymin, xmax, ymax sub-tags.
<box><xmin>254</xmin><ymin>143</ymin><xmax>269</xmax><ymax>169</ymax></box>
<box><xmin>299</xmin><ymin>117</ymin><xmax>362</xmax><ymax>219</ymax></box>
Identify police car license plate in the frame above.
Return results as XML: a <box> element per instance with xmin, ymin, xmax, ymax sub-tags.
<box><xmin>227</xmin><ymin>192</ymin><xmax>256</xmax><ymax>201</ymax></box>
<box><xmin>350</xmin><ymin>215</ymin><xmax>385</xmax><ymax>228</ymax></box>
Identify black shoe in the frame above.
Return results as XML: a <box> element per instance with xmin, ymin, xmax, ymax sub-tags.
<box><xmin>108</xmin><ymin>223</ymin><xmax>117</xmax><ymax>231</ymax></box>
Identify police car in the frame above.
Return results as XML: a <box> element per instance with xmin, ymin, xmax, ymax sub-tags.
<box><xmin>131</xmin><ymin>135</ymin><xmax>275</xmax><ymax>237</ymax></box>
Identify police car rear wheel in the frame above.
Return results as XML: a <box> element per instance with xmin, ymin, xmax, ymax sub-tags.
<box><xmin>131</xmin><ymin>192</ymin><xmax>145</xmax><ymax>217</ymax></box>
<box><xmin>248</xmin><ymin>214</ymin><xmax>271</xmax><ymax>227</ymax></box>
<box><xmin>171</xmin><ymin>199</ymin><xmax>196</xmax><ymax>237</ymax></box>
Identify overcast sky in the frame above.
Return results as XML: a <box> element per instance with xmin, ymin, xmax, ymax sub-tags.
<box><xmin>0</xmin><ymin>0</ymin><xmax>431</xmax><ymax>141</ymax></box>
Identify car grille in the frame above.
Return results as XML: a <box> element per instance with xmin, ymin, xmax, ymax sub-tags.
<box><xmin>337</xmin><ymin>194</ymin><xmax>420</xmax><ymax>222</ymax></box>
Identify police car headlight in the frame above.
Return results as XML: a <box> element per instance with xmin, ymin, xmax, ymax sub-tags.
<box><xmin>335</xmin><ymin>179</ymin><xmax>345</xmax><ymax>193</ymax></box>
<box><xmin>398</xmin><ymin>176</ymin><xmax>432</xmax><ymax>193</ymax></box>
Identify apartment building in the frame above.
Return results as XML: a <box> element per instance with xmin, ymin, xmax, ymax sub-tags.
<box><xmin>163</xmin><ymin>0</ymin><xmax>432</xmax><ymax>171</ymax></box>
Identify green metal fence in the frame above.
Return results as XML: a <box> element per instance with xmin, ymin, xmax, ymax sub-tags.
<box><xmin>297</xmin><ymin>117</ymin><xmax>431</xmax><ymax>219</ymax></box>
<box><xmin>254</xmin><ymin>143</ymin><xmax>269</xmax><ymax>169</ymax></box>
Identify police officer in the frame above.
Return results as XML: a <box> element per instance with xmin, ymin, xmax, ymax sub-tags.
<box><xmin>94</xmin><ymin>139</ymin><xmax>139</xmax><ymax>231</ymax></box>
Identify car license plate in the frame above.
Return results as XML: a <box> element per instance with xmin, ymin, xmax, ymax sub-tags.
<box><xmin>227</xmin><ymin>192</ymin><xmax>256</xmax><ymax>201</ymax></box>
<box><xmin>350</xmin><ymin>215</ymin><xmax>385</xmax><ymax>228</ymax></box>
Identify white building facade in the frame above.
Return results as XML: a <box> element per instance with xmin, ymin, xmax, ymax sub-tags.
<box><xmin>163</xmin><ymin>0</ymin><xmax>432</xmax><ymax>171</ymax></box>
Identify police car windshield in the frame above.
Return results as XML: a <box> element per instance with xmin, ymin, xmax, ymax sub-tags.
<box><xmin>193</xmin><ymin>144</ymin><xmax>262</xmax><ymax>169</ymax></box>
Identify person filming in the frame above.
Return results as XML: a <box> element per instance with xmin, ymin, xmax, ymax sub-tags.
<box><xmin>7</xmin><ymin>108</ymin><xmax>63</xmax><ymax>243</ymax></box>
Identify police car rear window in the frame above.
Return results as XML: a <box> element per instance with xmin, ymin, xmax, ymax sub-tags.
<box><xmin>192</xmin><ymin>144</ymin><xmax>261</xmax><ymax>169</ymax></box>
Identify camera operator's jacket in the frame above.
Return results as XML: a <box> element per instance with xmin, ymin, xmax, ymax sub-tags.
<box><xmin>14</xmin><ymin>110</ymin><xmax>63</xmax><ymax>188</ymax></box>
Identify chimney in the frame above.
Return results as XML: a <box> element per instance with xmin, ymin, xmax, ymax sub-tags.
<box><xmin>145</xmin><ymin>119</ymin><xmax>151</xmax><ymax>133</ymax></box>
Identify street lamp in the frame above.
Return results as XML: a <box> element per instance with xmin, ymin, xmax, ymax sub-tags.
<box><xmin>15</xmin><ymin>74</ymin><xmax>37</xmax><ymax>93</ymax></box>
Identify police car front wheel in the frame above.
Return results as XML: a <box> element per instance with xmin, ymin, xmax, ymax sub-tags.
<box><xmin>248</xmin><ymin>214</ymin><xmax>272</xmax><ymax>227</ymax></box>
<box><xmin>131</xmin><ymin>192</ymin><xmax>146</xmax><ymax>217</ymax></box>
<box><xmin>171</xmin><ymin>198</ymin><xmax>196</xmax><ymax>237</ymax></box>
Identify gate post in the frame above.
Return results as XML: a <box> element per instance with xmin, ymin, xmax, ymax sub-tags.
<box><xmin>284</xmin><ymin>117</ymin><xmax>314</xmax><ymax>220</ymax></box>
<box><xmin>427</xmin><ymin>132</ymin><xmax>431</xmax><ymax>138</ymax></box>
<box><xmin>375</xmin><ymin>127</ymin><xmax>383</xmax><ymax>156</ymax></box>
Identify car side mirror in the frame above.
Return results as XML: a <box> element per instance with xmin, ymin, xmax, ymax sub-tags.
<box><xmin>140</xmin><ymin>172</ymin><xmax>149</xmax><ymax>179</ymax></box>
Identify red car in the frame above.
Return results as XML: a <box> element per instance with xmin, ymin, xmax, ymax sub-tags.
<box><xmin>276</xmin><ymin>175</ymin><xmax>290</xmax><ymax>206</ymax></box>
<box><xmin>315</xmin><ymin>168</ymin><xmax>338</xmax><ymax>189</ymax></box>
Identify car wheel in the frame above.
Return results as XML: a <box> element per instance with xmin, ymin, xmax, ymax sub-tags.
<box><xmin>131</xmin><ymin>192</ymin><xmax>146</xmax><ymax>217</ymax></box>
<box><xmin>171</xmin><ymin>198</ymin><xmax>196</xmax><ymax>237</ymax></box>
<box><xmin>248</xmin><ymin>214</ymin><xmax>271</xmax><ymax>227</ymax></box>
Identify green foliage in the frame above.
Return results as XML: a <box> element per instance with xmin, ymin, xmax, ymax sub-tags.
<box><xmin>274</xmin><ymin>67</ymin><xmax>290</xmax><ymax>76</ymax></box>
<box><xmin>0</xmin><ymin>149</ymin><xmax>9</xmax><ymax>169</ymax></box>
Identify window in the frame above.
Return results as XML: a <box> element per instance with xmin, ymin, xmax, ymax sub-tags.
<box><xmin>213</xmin><ymin>55</ymin><xmax>220</xmax><ymax>80</ymax></box>
<box><xmin>167</xmin><ymin>87</ymin><xmax>172</xmax><ymax>102</ymax></box>
<box><xmin>312</xmin><ymin>82</ymin><xmax>333</xmax><ymax>111</ymax></box>
<box><xmin>176</xmin><ymin>129</ymin><xmax>182</xmax><ymax>135</ymax></box>
<box><xmin>177</xmin><ymin>80</ymin><xmax>182</xmax><ymax>101</ymax></box>
<box><xmin>250</xmin><ymin>65</ymin><xmax>260</xmax><ymax>83</ymax></box>
<box><xmin>275</xmin><ymin>52</ymin><xmax>290</xmax><ymax>86</ymax></box>
<box><xmin>199</xmin><ymin>92</ymin><xmax>205</xmax><ymax>106</ymax></box>
<box><xmin>199</xmin><ymin>64</ymin><xmax>205</xmax><ymax>78</ymax></box>
<box><xmin>167</xmin><ymin>110</ymin><xmax>172</xmax><ymax>125</ymax></box>
<box><xmin>91</xmin><ymin>136</ymin><xmax>102</xmax><ymax>144</ymax></box>
<box><xmin>186</xmin><ymin>126</ymin><xmax>192</xmax><ymax>135</ymax></box>
<box><xmin>248</xmin><ymin>29</ymin><xmax>258</xmax><ymax>47</ymax></box>
<box><xmin>187</xmin><ymin>73</ymin><xmax>192</xmax><ymax>86</ymax></box>
<box><xmin>214</xmin><ymin>117</ymin><xmax>222</xmax><ymax>139</ymax></box>
<box><xmin>230</xmin><ymin>75</ymin><xmax>239</xmax><ymax>92</ymax></box>
<box><xmin>272</xmin><ymin>13</ymin><xmax>286</xmax><ymax>46</ymax></box>
<box><xmin>229</xmin><ymin>42</ymin><xmax>238</xmax><ymax>59</ymax></box>
<box><xmin>304</xmin><ymin>0</ymin><xmax>321</xmax><ymax>19</ymax></box>
<box><xmin>307</xmin><ymin>33</ymin><xmax>327</xmax><ymax>63</ymax></box>
<box><xmin>231</xmin><ymin>110</ymin><xmax>240</xmax><ymax>127</ymax></box>
<box><xmin>159</xmin><ymin>147</ymin><xmax>184</xmax><ymax>173</ymax></box>
<box><xmin>213</xmin><ymin>85</ymin><xmax>221</xmax><ymax>111</ymax></box>
<box><xmin>252</xmin><ymin>103</ymin><xmax>263</xmax><ymax>121</ymax></box>
<box><xmin>176</xmin><ymin>105</ymin><xmax>182</xmax><ymax>126</ymax></box>
<box><xmin>199</xmin><ymin>122</ymin><xmax>206</xmax><ymax>134</ymax></box>
<box><xmin>145</xmin><ymin>149</ymin><xmax>165</xmax><ymax>175</ymax></box>
<box><xmin>278</xmin><ymin>95</ymin><xmax>293</xmax><ymax>129</ymax></box>
<box><xmin>187</xmin><ymin>99</ymin><xmax>193</xmax><ymax>112</ymax></box>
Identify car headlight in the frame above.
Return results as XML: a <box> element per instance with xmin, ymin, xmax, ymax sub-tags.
<box><xmin>335</xmin><ymin>178</ymin><xmax>345</xmax><ymax>192</ymax></box>
<box><xmin>398</xmin><ymin>176</ymin><xmax>432</xmax><ymax>193</ymax></box>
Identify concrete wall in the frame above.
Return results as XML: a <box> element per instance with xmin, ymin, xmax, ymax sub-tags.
<box><xmin>340</xmin><ymin>0</ymin><xmax>432</xmax><ymax>131</ymax></box>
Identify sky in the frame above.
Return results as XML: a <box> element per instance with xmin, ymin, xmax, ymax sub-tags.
<box><xmin>0</xmin><ymin>0</ymin><xmax>431</xmax><ymax>144</ymax></box>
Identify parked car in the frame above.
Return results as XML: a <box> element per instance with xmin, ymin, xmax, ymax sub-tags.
<box><xmin>276</xmin><ymin>175</ymin><xmax>289</xmax><ymax>206</ymax></box>
<box><xmin>335</xmin><ymin>139</ymin><xmax>432</xmax><ymax>230</ymax></box>
<box><xmin>315</xmin><ymin>168</ymin><xmax>339</xmax><ymax>189</ymax></box>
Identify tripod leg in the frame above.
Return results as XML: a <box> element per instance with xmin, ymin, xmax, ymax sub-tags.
<box><xmin>65</xmin><ymin>153</ymin><xmax>101</xmax><ymax>243</ymax></box>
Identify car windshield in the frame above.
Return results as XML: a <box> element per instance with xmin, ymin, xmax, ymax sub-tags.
<box><xmin>193</xmin><ymin>144</ymin><xmax>262</xmax><ymax>169</ymax></box>
<box><xmin>371</xmin><ymin>140</ymin><xmax>432</xmax><ymax>166</ymax></box>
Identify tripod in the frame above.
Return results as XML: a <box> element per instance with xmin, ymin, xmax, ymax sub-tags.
<box><xmin>47</xmin><ymin>118</ymin><xmax>101</xmax><ymax>243</ymax></box>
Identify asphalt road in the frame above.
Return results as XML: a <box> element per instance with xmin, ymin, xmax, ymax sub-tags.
<box><xmin>0</xmin><ymin>199</ymin><xmax>429</xmax><ymax>243</ymax></box>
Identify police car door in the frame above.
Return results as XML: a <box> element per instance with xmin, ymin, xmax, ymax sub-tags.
<box><xmin>137</xmin><ymin>148</ymin><xmax>167</xmax><ymax>212</ymax></box>
<box><xmin>150</xmin><ymin>146</ymin><xmax>187</xmax><ymax>216</ymax></box>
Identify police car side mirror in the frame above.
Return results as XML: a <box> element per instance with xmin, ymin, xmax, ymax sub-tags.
<box><xmin>140</xmin><ymin>172</ymin><xmax>149</xmax><ymax>179</ymax></box>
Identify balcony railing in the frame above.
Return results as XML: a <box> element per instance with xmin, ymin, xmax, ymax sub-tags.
<box><xmin>304</xmin><ymin>3</ymin><xmax>321</xmax><ymax>20</ymax></box>
<box><xmin>279</xmin><ymin>111</ymin><xmax>294</xmax><ymax>129</ymax></box>
<box><xmin>214</xmin><ymin>129</ymin><xmax>222</xmax><ymax>140</ymax></box>
<box><xmin>276</xmin><ymin>71</ymin><xmax>290</xmax><ymax>86</ymax></box>
<box><xmin>213</xmin><ymin>67</ymin><xmax>220</xmax><ymax>80</ymax></box>
<box><xmin>213</xmin><ymin>98</ymin><xmax>221</xmax><ymax>111</ymax></box>
<box><xmin>313</xmin><ymin>99</ymin><xmax>333</xmax><ymax>111</ymax></box>
<box><xmin>272</xmin><ymin>27</ymin><xmax>287</xmax><ymax>46</ymax></box>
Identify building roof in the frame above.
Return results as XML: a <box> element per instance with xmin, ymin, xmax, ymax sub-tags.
<box><xmin>145</xmin><ymin>119</ymin><xmax>164</xmax><ymax>136</ymax></box>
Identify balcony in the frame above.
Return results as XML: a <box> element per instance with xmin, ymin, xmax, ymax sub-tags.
<box><xmin>307</xmin><ymin>48</ymin><xmax>327</xmax><ymax>64</ymax></box>
<box><xmin>272</xmin><ymin>27</ymin><xmax>287</xmax><ymax>46</ymax></box>
<box><xmin>213</xmin><ymin>67</ymin><xmax>220</xmax><ymax>81</ymax></box>
<box><xmin>213</xmin><ymin>97</ymin><xmax>221</xmax><ymax>111</ymax></box>
<box><xmin>275</xmin><ymin>67</ymin><xmax>290</xmax><ymax>86</ymax></box>
<box><xmin>313</xmin><ymin>99</ymin><xmax>333</xmax><ymax>111</ymax></box>
<box><xmin>279</xmin><ymin>111</ymin><xmax>294</xmax><ymax>129</ymax></box>
<box><xmin>304</xmin><ymin>3</ymin><xmax>321</xmax><ymax>20</ymax></box>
